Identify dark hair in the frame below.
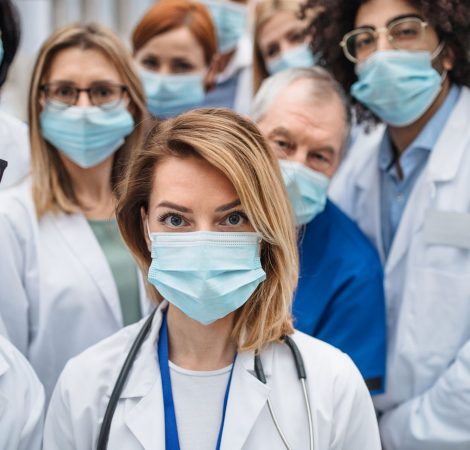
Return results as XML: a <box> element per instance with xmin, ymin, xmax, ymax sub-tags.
<box><xmin>0</xmin><ymin>0</ymin><xmax>21</xmax><ymax>87</ymax></box>
<box><xmin>303</xmin><ymin>0</ymin><xmax>470</xmax><ymax>124</ymax></box>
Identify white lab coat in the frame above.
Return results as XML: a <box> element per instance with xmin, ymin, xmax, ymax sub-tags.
<box><xmin>0</xmin><ymin>335</ymin><xmax>44</xmax><ymax>450</ymax></box>
<box><xmin>329</xmin><ymin>86</ymin><xmax>470</xmax><ymax>449</ymax></box>
<box><xmin>0</xmin><ymin>110</ymin><xmax>30</xmax><ymax>189</ymax></box>
<box><xmin>44</xmin><ymin>302</ymin><xmax>381</xmax><ymax>450</ymax></box>
<box><xmin>0</xmin><ymin>180</ymin><xmax>150</xmax><ymax>400</ymax></box>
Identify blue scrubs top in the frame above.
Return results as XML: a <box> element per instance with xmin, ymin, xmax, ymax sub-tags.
<box><xmin>293</xmin><ymin>200</ymin><xmax>387</xmax><ymax>394</ymax></box>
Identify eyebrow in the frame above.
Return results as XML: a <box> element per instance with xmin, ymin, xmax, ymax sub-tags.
<box><xmin>268</xmin><ymin>126</ymin><xmax>294</xmax><ymax>140</ymax></box>
<box><xmin>215</xmin><ymin>199</ymin><xmax>241</xmax><ymax>212</ymax></box>
<box><xmin>156</xmin><ymin>201</ymin><xmax>193</xmax><ymax>213</ymax></box>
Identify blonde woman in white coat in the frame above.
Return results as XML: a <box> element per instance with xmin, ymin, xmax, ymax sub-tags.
<box><xmin>44</xmin><ymin>109</ymin><xmax>381</xmax><ymax>450</ymax></box>
<box><xmin>0</xmin><ymin>24</ymin><xmax>149</xmax><ymax>399</ymax></box>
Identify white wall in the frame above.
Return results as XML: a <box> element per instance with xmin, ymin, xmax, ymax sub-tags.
<box><xmin>1</xmin><ymin>0</ymin><xmax>154</xmax><ymax>121</ymax></box>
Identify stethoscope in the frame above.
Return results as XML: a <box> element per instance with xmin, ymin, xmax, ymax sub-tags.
<box><xmin>97</xmin><ymin>309</ymin><xmax>314</xmax><ymax>450</ymax></box>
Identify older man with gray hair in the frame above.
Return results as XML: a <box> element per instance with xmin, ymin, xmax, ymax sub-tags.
<box><xmin>253</xmin><ymin>67</ymin><xmax>387</xmax><ymax>394</ymax></box>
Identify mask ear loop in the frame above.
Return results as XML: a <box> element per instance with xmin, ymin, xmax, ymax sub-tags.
<box><xmin>146</xmin><ymin>219</ymin><xmax>154</xmax><ymax>252</ymax></box>
<box><xmin>431</xmin><ymin>41</ymin><xmax>448</xmax><ymax>82</ymax></box>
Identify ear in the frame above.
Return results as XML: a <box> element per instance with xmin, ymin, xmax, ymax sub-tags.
<box><xmin>442</xmin><ymin>44</ymin><xmax>455</xmax><ymax>72</ymax></box>
<box><xmin>204</xmin><ymin>54</ymin><xmax>221</xmax><ymax>92</ymax></box>
<box><xmin>141</xmin><ymin>206</ymin><xmax>151</xmax><ymax>251</ymax></box>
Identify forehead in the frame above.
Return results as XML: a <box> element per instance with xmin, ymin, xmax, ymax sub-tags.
<box><xmin>151</xmin><ymin>156</ymin><xmax>238</xmax><ymax>202</ymax></box>
<box><xmin>355</xmin><ymin>0</ymin><xmax>421</xmax><ymax>28</ymax></box>
<box><xmin>46</xmin><ymin>47</ymin><xmax>121</xmax><ymax>83</ymax></box>
<box><xmin>136</xmin><ymin>26</ymin><xmax>205</xmax><ymax>61</ymax></box>
<box><xmin>261</xmin><ymin>79</ymin><xmax>347</xmax><ymax>143</ymax></box>
<box><xmin>258</xmin><ymin>10</ymin><xmax>303</xmax><ymax>42</ymax></box>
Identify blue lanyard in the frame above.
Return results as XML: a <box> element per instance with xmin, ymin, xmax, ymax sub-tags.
<box><xmin>157</xmin><ymin>311</ymin><xmax>236</xmax><ymax>450</ymax></box>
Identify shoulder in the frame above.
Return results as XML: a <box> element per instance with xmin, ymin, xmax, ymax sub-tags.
<box><xmin>307</xmin><ymin>201</ymin><xmax>382</xmax><ymax>273</ymax></box>
<box><xmin>56</xmin><ymin>318</ymin><xmax>146</xmax><ymax>400</ymax></box>
<box><xmin>0</xmin><ymin>111</ymin><xmax>28</xmax><ymax>137</ymax></box>
<box><xmin>0</xmin><ymin>335</ymin><xmax>44</xmax><ymax>400</ymax></box>
<box><xmin>288</xmin><ymin>331</ymin><xmax>371</xmax><ymax>402</ymax></box>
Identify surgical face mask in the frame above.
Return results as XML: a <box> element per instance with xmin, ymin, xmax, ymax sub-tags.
<box><xmin>280</xmin><ymin>160</ymin><xmax>329</xmax><ymax>225</ymax></box>
<box><xmin>140</xmin><ymin>69</ymin><xmax>205</xmax><ymax>119</ymax></box>
<box><xmin>200</xmin><ymin>0</ymin><xmax>247</xmax><ymax>53</ymax></box>
<box><xmin>147</xmin><ymin>231</ymin><xmax>266</xmax><ymax>325</ymax></box>
<box><xmin>40</xmin><ymin>101</ymin><xmax>135</xmax><ymax>168</ymax></box>
<box><xmin>266</xmin><ymin>44</ymin><xmax>316</xmax><ymax>75</ymax></box>
<box><xmin>351</xmin><ymin>46</ymin><xmax>446</xmax><ymax>127</ymax></box>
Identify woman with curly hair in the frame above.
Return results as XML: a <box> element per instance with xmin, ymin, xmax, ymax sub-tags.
<box><xmin>303</xmin><ymin>0</ymin><xmax>470</xmax><ymax>449</ymax></box>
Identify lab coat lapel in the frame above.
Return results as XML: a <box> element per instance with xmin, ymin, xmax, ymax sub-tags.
<box><xmin>122</xmin><ymin>305</ymin><xmax>165</xmax><ymax>449</ymax></box>
<box><xmin>385</xmin><ymin>87</ymin><xmax>470</xmax><ymax>275</ymax></box>
<box><xmin>51</xmin><ymin>212</ymin><xmax>122</xmax><ymax>326</ymax></box>
<box><xmin>220</xmin><ymin>346</ymin><xmax>273</xmax><ymax>450</ymax></box>
<box><xmin>354</xmin><ymin>144</ymin><xmax>386</xmax><ymax>263</ymax></box>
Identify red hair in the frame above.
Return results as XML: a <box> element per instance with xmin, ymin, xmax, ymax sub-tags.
<box><xmin>132</xmin><ymin>0</ymin><xmax>217</xmax><ymax>65</ymax></box>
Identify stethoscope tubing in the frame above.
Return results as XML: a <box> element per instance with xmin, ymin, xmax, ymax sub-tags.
<box><xmin>96</xmin><ymin>310</ymin><xmax>313</xmax><ymax>450</ymax></box>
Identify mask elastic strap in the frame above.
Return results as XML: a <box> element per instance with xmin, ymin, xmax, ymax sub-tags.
<box><xmin>431</xmin><ymin>41</ymin><xmax>445</xmax><ymax>60</ymax></box>
<box><xmin>146</xmin><ymin>219</ymin><xmax>153</xmax><ymax>245</ymax></box>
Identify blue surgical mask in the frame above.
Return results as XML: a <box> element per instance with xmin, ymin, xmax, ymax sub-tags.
<box><xmin>200</xmin><ymin>0</ymin><xmax>247</xmax><ymax>53</ymax></box>
<box><xmin>140</xmin><ymin>69</ymin><xmax>205</xmax><ymax>119</ymax></box>
<box><xmin>40</xmin><ymin>101</ymin><xmax>134</xmax><ymax>168</ymax></box>
<box><xmin>267</xmin><ymin>44</ymin><xmax>316</xmax><ymax>75</ymax></box>
<box><xmin>280</xmin><ymin>160</ymin><xmax>329</xmax><ymax>225</ymax></box>
<box><xmin>351</xmin><ymin>46</ymin><xmax>445</xmax><ymax>127</ymax></box>
<box><xmin>147</xmin><ymin>231</ymin><xmax>266</xmax><ymax>325</ymax></box>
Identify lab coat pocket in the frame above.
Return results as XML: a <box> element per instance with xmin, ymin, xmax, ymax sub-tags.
<box><xmin>424</xmin><ymin>210</ymin><xmax>470</xmax><ymax>250</ymax></box>
<box><xmin>407</xmin><ymin>267</ymin><xmax>470</xmax><ymax>373</ymax></box>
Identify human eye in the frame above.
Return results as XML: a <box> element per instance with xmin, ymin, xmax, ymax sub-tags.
<box><xmin>271</xmin><ymin>136</ymin><xmax>294</xmax><ymax>155</ymax></box>
<box><xmin>172</xmin><ymin>59</ymin><xmax>195</xmax><ymax>73</ymax></box>
<box><xmin>51</xmin><ymin>84</ymin><xmax>76</xmax><ymax>100</ymax></box>
<box><xmin>92</xmin><ymin>85</ymin><xmax>114</xmax><ymax>99</ymax></box>
<box><xmin>142</xmin><ymin>56</ymin><xmax>160</xmax><ymax>71</ymax></box>
<box><xmin>287</xmin><ymin>29</ymin><xmax>306</xmax><ymax>45</ymax></box>
<box><xmin>355</xmin><ymin>33</ymin><xmax>375</xmax><ymax>51</ymax></box>
<box><xmin>265</xmin><ymin>43</ymin><xmax>280</xmax><ymax>59</ymax></box>
<box><xmin>158</xmin><ymin>213</ymin><xmax>189</xmax><ymax>228</ymax></box>
<box><xmin>221</xmin><ymin>211</ymin><xmax>249</xmax><ymax>227</ymax></box>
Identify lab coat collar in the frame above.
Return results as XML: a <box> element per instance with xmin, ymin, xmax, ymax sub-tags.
<box><xmin>51</xmin><ymin>212</ymin><xmax>122</xmax><ymax>327</ymax></box>
<box><xmin>0</xmin><ymin>352</ymin><xmax>9</xmax><ymax>378</ymax></box>
<box><xmin>217</xmin><ymin>33</ymin><xmax>253</xmax><ymax>84</ymax></box>
<box><xmin>120</xmin><ymin>302</ymin><xmax>274</xmax><ymax>450</ymax></box>
<box><xmin>427</xmin><ymin>86</ymin><xmax>468</xmax><ymax>183</ymax></box>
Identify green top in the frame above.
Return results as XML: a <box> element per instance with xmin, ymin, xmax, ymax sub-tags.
<box><xmin>88</xmin><ymin>219</ymin><xmax>142</xmax><ymax>326</ymax></box>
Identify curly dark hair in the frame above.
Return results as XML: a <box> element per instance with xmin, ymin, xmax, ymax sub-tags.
<box><xmin>0</xmin><ymin>0</ymin><xmax>21</xmax><ymax>88</ymax></box>
<box><xmin>303</xmin><ymin>0</ymin><xmax>470</xmax><ymax>124</ymax></box>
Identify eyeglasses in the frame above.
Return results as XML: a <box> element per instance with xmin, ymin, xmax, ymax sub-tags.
<box><xmin>340</xmin><ymin>17</ymin><xmax>429</xmax><ymax>63</ymax></box>
<box><xmin>40</xmin><ymin>82</ymin><xmax>128</xmax><ymax>109</ymax></box>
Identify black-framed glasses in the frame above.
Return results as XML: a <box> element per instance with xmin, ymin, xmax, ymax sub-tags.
<box><xmin>40</xmin><ymin>82</ymin><xmax>128</xmax><ymax>109</ymax></box>
<box><xmin>0</xmin><ymin>159</ymin><xmax>8</xmax><ymax>184</ymax></box>
<box><xmin>340</xmin><ymin>17</ymin><xmax>429</xmax><ymax>63</ymax></box>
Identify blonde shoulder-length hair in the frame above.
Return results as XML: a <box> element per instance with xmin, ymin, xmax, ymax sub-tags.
<box><xmin>29</xmin><ymin>23</ymin><xmax>148</xmax><ymax>218</ymax></box>
<box><xmin>253</xmin><ymin>0</ymin><xmax>309</xmax><ymax>94</ymax></box>
<box><xmin>117</xmin><ymin>108</ymin><xmax>299</xmax><ymax>352</ymax></box>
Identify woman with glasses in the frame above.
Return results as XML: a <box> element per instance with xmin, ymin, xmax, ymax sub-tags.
<box><xmin>0</xmin><ymin>23</ymin><xmax>148</xmax><ymax>400</ymax></box>
<box><xmin>304</xmin><ymin>0</ymin><xmax>470</xmax><ymax>448</ymax></box>
<box><xmin>132</xmin><ymin>0</ymin><xmax>219</xmax><ymax>119</ymax></box>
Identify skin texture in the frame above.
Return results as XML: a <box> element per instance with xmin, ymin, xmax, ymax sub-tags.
<box><xmin>257</xmin><ymin>10</ymin><xmax>309</xmax><ymax>66</ymax></box>
<box><xmin>44</xmin><ymin>48</ymin><xmax>126</xmax><ymax>219</ymax></box>
<box><xmin>257</xmin><ymin>78</ymin><xmax>346</xmax><ymax>178</ymax></box>
<box><xmin>304</xmin><ymin>0</ymin><xmax>469</xmax><ymax>126</ymax></box>
<box><xmin>144</xmin><ymin>156</ymin><xmax>254</xmax><ymax>370</ymax></box>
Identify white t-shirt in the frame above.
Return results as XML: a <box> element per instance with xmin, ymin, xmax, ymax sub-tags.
<box><xmin>169</xmin><ymin>361</ymin><xmax>233</xmax><ymax>450</ymax></box>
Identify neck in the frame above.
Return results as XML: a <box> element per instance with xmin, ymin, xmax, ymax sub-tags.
<box><xmin>166</xmin><ymin>305</ymin><xmax>237</xmax><ymax>371</ymax></box>
<box><xmin>389</xmin><ymin>80</ymin><xmax>450</xmax><ymax>154</ymax></box>
<box><xmin>62</xmin><ymin>155</ymin><xmax>116</xmax><ymax>220</ymax></box>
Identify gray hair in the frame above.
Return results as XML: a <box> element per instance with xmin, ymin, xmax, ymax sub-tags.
<box><xmin>251</xmin><ymin>67</ymin><xmax>351</xmax><ymax>147</ymax></box>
